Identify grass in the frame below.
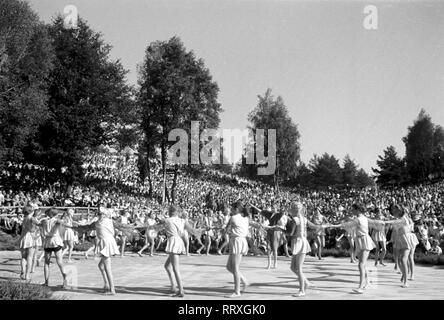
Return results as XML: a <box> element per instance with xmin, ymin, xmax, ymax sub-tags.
<box><xmin>0</xmin><ymin>280</ymin><xmax>52</xmax><ymax>300</ymax></box>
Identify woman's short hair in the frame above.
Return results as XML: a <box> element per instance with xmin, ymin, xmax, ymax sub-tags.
<box><xmin>351</xmin><ymin>203</ymin><xmax>366</xmax><ymax>213</ymax></box>
<box><xmin>46</xmin><ymin>207</ymin><xmax>59</xmax><ymax>218</ymax></box>
<box><xmin>168</xmin><ymin>205</ymin><xmax>181</xmax><ymax>216</ymax></box>
<box><xmin>231</xmin><ymin>201</ymin><xmax>243</xmax><ymax>213</ymax></box>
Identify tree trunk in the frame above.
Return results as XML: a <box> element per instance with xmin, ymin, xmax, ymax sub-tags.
<box><xmin>146</xmin><ymin>154</ymin><xmax>153</xmax><ymax>198</ymax></box>
<box><xmin>161</xmin><ymin>143</ymin><xmax>167</xmax><ymax>204</ymax></box>
<box><xmin>171</xmin><ymin>164</ymin><xmax>178</xmax><ymax>204</ymax></box>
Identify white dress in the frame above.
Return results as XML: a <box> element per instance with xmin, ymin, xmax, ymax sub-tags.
<box><xmin>63</xmin><ymin>216</ymin><xmax>76</xmax><ymax>241</ymax></box>
<box><xmin>371</xmin><ymin>222</ymin><xmax>386</xmax><ymax>243</ymax></box>
<box><xmin>348</xmin><ymin>215</ymin><xmax>376</xmax><ymax>252</ymax></box>
<box><xmin>164</xmin><ymin>216</ymin><xmax>186</xmax><ymax>255</ymax></box>
<box><xmin>228</xmin><ymin>214</ymin><xmax>249</xmax><ymax>255</ymax></box>
<box><xmin>41</xmin><ymin>217</ymin><xmax>64</xmax><ymax>249</ymax></box>
<box><xmin>291</xmin><ymin>216</ymin><xmax>311</xmax><ymax>255</ymax></box>
<box><xmin>146</xmin><ymin>218</ymin><xmax>157</xmax><ymax>239</ymax></box>
<box><xmin>394</xmin><ymin>215</ymin><xmax>419</xmax><ymax>250</ymax></box>
<box><xmin>19</xmin><ymin>217</ymin><xmax>39</xmax><ymax>249</ymax></box>
<box><xmin>96</xmin><ymin>215</ymin><xmax>120</xmax><ymax>258</ymax></box>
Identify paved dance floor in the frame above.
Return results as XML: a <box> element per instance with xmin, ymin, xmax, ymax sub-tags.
<box><xmin>1</xmin><ymin>251</ymin><xmax>443</xmax><ymax>300</ymax></box>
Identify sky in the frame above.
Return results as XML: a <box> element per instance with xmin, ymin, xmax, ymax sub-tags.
<box><xmin>27</xmin><ymin>0</ymin><xmax>444</xmax><ymax>172</ymax></box>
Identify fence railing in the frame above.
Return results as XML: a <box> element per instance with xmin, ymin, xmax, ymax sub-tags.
<box><xmin>0</xmin><ymin>206</ymin><xmax>98</xmax><ymax>219</ymax></box>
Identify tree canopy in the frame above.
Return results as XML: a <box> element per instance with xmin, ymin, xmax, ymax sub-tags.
<box><xmin>0</xmin><ymin>0</ymin><xmax>54</xmax><ymax>168</ymax></box>
<box><xmin>246</xmin><ymin>89</ymin><xmax>301</xmax><ymax>188</ymax></box>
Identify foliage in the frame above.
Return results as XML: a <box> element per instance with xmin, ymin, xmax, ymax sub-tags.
<box><xmin>0</xmin><ymin>0</ymin><xmax>54</xmax><ymax>168</ymax></box>
<box><xmin>0</xmin><ymin>230</ymin><xmax>18</xmax><ymax>250</ymax></box>
<box><xmin>137</xmin><ymin>36</ymin><xmax>222</xmax><ymax>202</ymax></box>
<box><xmin>0</xmin><ymin>280</ymin><xmax>52</xmax><ymax>300</ymax></box>
<box><xmin>372</xmin><ymin>146</ymin><xmax>407</xmax><ymax>186</ymax></box>
<box><xmin>309</xmin><ymin>153</ymin><xmax>342</xmax><ymax>187</ymax></box>
<box><xmin>246</xmin><ymin>89</ymin><xmax>301</xmax><ymax>188</ymax></box>
<box><xmin>374</xmin><ymin>109</ymin><xmax>444</xmax><ymax>186</ymax></box>
<box><xmin>403</xmin><ymin>109</ymin><xmax>436</xmax><ymax>182</ymax></box>
<box><xmin>25</xmin><ymin>16</ymin><xmax>134</xmax><ymax>186</ymax></box>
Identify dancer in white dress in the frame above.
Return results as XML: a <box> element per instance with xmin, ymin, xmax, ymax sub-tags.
<box><xmin>371</xmin><ymin>209</ymin><xmax>387</xmax><ymax>266</ymax></box>
<box><xmin>388</xmin><ymin>204</ymin><xmax>419</xmax><ymax>287</ymax></box>
<box><xmin>161</xmin><ymin>205</ymin><xmax>201</xmax><ymax>297</ymax></box>
<box><xmin>312</xmin><ymin>209</ymin><xmax>329</xmax><ymax>260</ymax></box>
<box><xmin>329</xmin><ymin>203</ymin><xmax>386</xmax><ymax>294</ymax></box>
<box><xmin>288</xmin><ymin>202</ymin><xmax>324</xmax><ymax>297</ymax></box>
<box><xmin>95</xmin><ymin>205</ymin><xmax>120</xmax><ymax>294</ymax></box>
<box><xmin>61</xmin><ymin>209</ymin><xmax>75</xmax><ymax>263</ymax></box>
<box><xmin>137</xmin><ymin>211</ymin><xmax>157</xmax><ymax>257</ymax></box>
<box><xmin>335</xmin><ymin>215</ymin><xmax>357</xmax><ymax>263</ymax></box>
<box><xmin>19</xmin><ymin>205</ymin><xmax>42</xmax><ymax>281</ymax></box>
<box><xmin>75</xmin><ymin>205</ymin><xmax>120</xmax><ymax>294</ymax></box>
<box><xmin>40</xmin><ymin>208</ymin><xmax>69</xmax><ymax>288</ymax></box>
<box><xmin>217</xmin><ymin>207</ymin><xmax>231</xmax><ymax>255</ymax></box>
<box><xmin>225</xmin><ymin>202</ymin><xmax>263</xmax><ymax>298</ymax></box>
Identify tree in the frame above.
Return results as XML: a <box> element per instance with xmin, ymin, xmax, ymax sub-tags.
<box><xmin>0</xmin><ymin>0</ymin><xmax>54</xmax><ymax>168</ymax></box>
<box><xmin>403</xmin><ymin>109</ymin><xmax>435</xmax><ymax>182</ymax></box>
<box><xmin>291</xmin><ymin>162</ymin><xmax>313</xmax><ymax>188</ymax></box>
<box><xmin>247</xmin><ymin>89</ymin><xmax>300</xmax><ymax>189</ymax></box>
<box><xmin>432</xmin><ymin>125</ymin><xmax>444</xmax><ymax>178</ymax></box>
<box><xmin>342</xmin><ymin>154</ymin><xmax>358</xmax><ymax>186</ymax></box>
<box><xmin>137</xmin><ymin>133</ymin><xmax>159</xmax><ymax>198</ymax></box>
<box><xmin>309</xmin><ymin>153</ymin><xmax>342</xmax><ymax>187</ymax></box>
<box><xmin>26</xmin><ymin>16</ymin><xmax>133</xmax><ymax>187</ymax></box>
<box><xmin>372</xmin><ymin>146</ymin><xmax>406</xmax><ymax>186</ymax></box>
<box><xmin>355</xmin><ymin>168</ymin><xmax>374</xmax><ymax>188</ymax></box>
<box><xmin>138</xmin><ymin>36</ymin><xmax>222</xmax><ymax>203</ymax></box>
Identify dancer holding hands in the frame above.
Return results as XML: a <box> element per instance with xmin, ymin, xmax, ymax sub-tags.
<box><xmin>75</xmin><ymin>204</ymin><xmax>121</xmax><ymax>295</ymax></box>
<box><xmin>288</xmin><ymin>202</ymin><xmax>326</xmax><ymax>297</ymax></box>
<box><xmin>159</xmin><ymin>205</ymin><xmax>202</xmax><ymax>297</ymax></box>
<box><xmin>19</xmin><ymin>205</ymin><xmax>43</xmax><ymax>281</ymax></box>
<box><xmin>225</xmin><ymin>201</ymin><xmax>264</xmax><ymax>298</ymax></box>
<box><xmin>328</xmin><ymin>203</ymin><xmax>386</xmax><ymax>294</ymax></box>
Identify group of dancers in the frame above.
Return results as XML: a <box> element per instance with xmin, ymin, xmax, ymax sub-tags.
<box><xmin>17</xmin><ymin>198</ymin><xmax>419</xmax><ymax>297</ymax></box>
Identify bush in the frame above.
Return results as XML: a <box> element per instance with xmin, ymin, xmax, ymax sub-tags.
<box><xmin>317</xmin><ymin>247</ymin><xmax>444</xmax><ymax>265</ymax></box>
<box><xmin>0</xmin><ymin>280</ymin><xmax>52</xmax><ymax>300</ymax></box>
<box><xmin>0</xmin><ymin>231</ymin><xmax>19</xmax><ymax>251</ymax></box>
<box><xmin>73</xmin><ymin>240</ymin><xmax>93</xmax><ymax>252</ymax></box>
<box><xmin>413</xmin><ymin>252</ymin><xmax>444</xmax><ymax>265</ymax></box>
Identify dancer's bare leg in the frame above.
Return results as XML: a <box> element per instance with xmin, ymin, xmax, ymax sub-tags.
<box><xmin>102</xmin><ymin>256</ymin><xmax>115</xmax><ymax>294</ymax></box>
<box><xmin>353</xmin><ymin>250</ymin><xmax>369</xmax><ymax>293</ymax></box>
<box><xmin>98</xmin><ymin>259</ymin><xmax>109</xmax><ymax>292</ymax></box>
<box><xmin>138</xmin><ymin>236</ymin><xmax>149</xmax><ymax>256</ymax></box>
<box><xmin>120</xmin><ymin>236</ymin><xmax>127</xmax><ymax>258</ymax></box>
<box><xmin>227</xmin><ymin>254</ymin><xmax>244</xmax><ymax>297</ymax></box>
<box><xmin>205</xmin><ymin>236</ymin><xmax>211</xmax><ymax>256</ymax></box>
<box><xmin>380</xmin><ymin>241</ymin><xmax>387</xmax><ymax>266</ymax></box>
<box><xmin>20</xmin><ymin>249</ymin><xmax>27</xmax><ymax>280</ymax></box>
<box><xmin>171</xmin><ymin>254</ymin><xmax>184</xmax><ymax>297</ymax></box>
<box><xmin>374</xmin><ymin>242</ymin><xmax>380</xmax><ymax>266</ymax></box>
<box><xmin>43</xmin><ymin>251</ymin><xmax>51</xmax><ymax>286</ymax></box>
<box><xmin>164</xmin><ymin>255</ymin><xmax>176</xmax><ymax>293</ymax></box>
<box><xmin>408</xmin><ymin>246</ymin><xmax>415</xmax><ymax>280</ymax></box>
<box><xmin>218</xmin><ymin>234</ymin><xmax>229</xmax><ymax>255</ymax></box>
<box><xmin>348</xmin><ymin>237</ymin><xmax>356</xmax><ymax>262</ymax></box>
<box><xmin>54</xmin><ymin>249</ymin><xmax>68</xmax><ymax>289</ymax></box>
<box><xmin>399</xmin><ymin>249</ymin><xmax>410</xmax><ymax>287</ymax></box>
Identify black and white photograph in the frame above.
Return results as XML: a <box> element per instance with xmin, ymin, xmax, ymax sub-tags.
<box><xmin>0</xmin><ymin>0</ymin><xmax>444</xmax><ymax>308</ymax></box>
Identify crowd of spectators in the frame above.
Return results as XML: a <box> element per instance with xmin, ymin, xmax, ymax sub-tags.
<box><xmin>1</xmin><ymin>150</ymin><xmax>443</xmax><ymax>256</ymax></box>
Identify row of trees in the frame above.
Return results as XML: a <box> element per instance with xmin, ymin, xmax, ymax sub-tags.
<box><xmin>237</xmin><ymin>90</ymin><xmax>373</xmax><ymax>189</ymax></box>
<box><xmin>373</xmin><ymin>109</ymin><xmax>444</xmax><ymax>186</ymax></box>
<box><xmin>0</xmin><ymin>1</ymin><xmax>135</xmax><ymax>188</ymax></box>
<box><xmin>0</xmin><ymin>0</ymin><xmax>375</xmax><ymax>198</ymax></box>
